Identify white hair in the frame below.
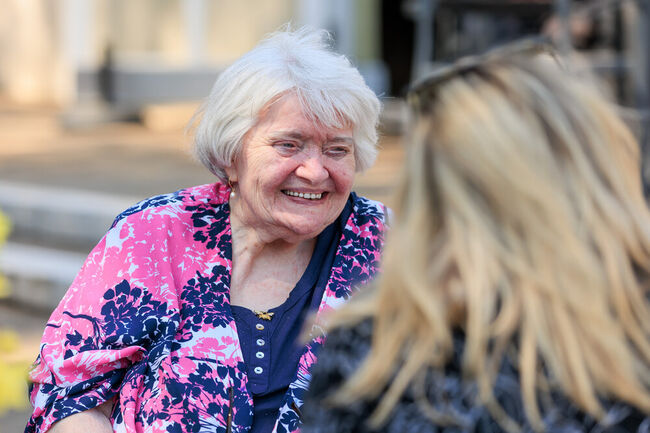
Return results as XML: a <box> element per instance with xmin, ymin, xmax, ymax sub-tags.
<box><xmin>191</xmin><ymin>26</ymin><xmax>381</xmax><ymax>181</ymax></box>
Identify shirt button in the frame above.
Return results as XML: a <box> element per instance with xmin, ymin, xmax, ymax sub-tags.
<box><xmin>256</xmin><ymin>351</ymin><xmax>264</xmax><ymax>359</ymax></box>
<box><xmin>256</xmin><ymin>338</ymin><xmax>265</xmax><ymax>346</ymax></box>
<box><xmin>255</xmin><ymin>324</ymin><xmax>264</xmax><ymax>330</ymax></box>
<box><xmin>254</xmin><ymin>366</ymin><xmax>263</xmax><ymax>374</ymax></box>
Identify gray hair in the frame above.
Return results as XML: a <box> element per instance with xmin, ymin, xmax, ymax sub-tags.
<box><xmin>191</xmin><ymin>26</ymin><xmax>381</xmax><ymax>181</ymax></box>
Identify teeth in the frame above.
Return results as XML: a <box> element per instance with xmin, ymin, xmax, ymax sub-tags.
<box><xmin>284</xmin><ymin>190</ymin><xmax>322</xmax><ymax>200</ymax></box>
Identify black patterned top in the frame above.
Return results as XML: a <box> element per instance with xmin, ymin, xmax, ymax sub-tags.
<box><xmin>302</xmin><ymin>319</ymin><xmax>649</xmax><ymax>433</ymax></box>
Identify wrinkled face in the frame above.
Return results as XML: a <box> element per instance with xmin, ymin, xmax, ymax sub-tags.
<box><xmin>226</xmin><ymin>93</ymin><xmax>356</xmax><ymax>243</ymax></box>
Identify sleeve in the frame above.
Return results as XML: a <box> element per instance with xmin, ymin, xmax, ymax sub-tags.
<box><xmin>25</xmin><ymin>213</ymin><xmax>178</xmax><ymax>433</ymax></box>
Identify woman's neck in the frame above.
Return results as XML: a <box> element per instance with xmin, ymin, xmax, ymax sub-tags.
<box><xmin>229</xmin><ymin>212</ymin><xmax>317</xmax><ymax>310</ymax></box>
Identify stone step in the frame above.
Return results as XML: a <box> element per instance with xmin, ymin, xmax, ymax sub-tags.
<box><xmin>0</xmin><ymin>242</ymin><xmax>86</xmax><ymax>311</ymax></box>
<box><xmin>0</xmin><ymin>181</ymin><xmax>140</xmax><ymax>250</ymax></box>
<box><xmin>0</xmin><ymin>181</ymin><xmax>140</xmax><ymax>310</ymax></box>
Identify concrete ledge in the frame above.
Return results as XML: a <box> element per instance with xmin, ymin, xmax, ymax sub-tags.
<box><xmin>140</xmin><ymin>101</ymin><xmax>200</xmax><ymax>132</ymax></box>
<box><xmin>0</xmin><ymin>181</ymin><xmax>141</xmax><ymax>248</ymax></box>
<box><xmin>0</xmin><ymin>242</ymin><xmax>86</xmax><ymax>311</ymax></box>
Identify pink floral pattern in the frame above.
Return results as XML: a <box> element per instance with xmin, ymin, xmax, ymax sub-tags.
<box><xmin>26</xmin><ymin>183</ymin><xmax>387</xmax><ymax>433</ymax></box>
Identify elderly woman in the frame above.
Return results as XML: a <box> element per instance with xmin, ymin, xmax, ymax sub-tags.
<box><xmin>26</xmin><ymin>28</ymin><xmax>388</xmax><ymax>433</ymax></box>
<box><xmin>301</xmin><ymin>44</ymin><xmax>650</xmax><ymax>432</ymax></box>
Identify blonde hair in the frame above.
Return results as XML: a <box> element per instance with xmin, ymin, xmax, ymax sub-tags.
<box><xmin>327</xmin><ymin>53</ymin><xmax>650</xmax><ymax>431</ymax></box>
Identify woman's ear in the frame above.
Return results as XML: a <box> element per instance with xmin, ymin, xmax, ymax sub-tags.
<box><xmin>224</xmin><ymin>164</ymin><xmax>238</xmax><ymax>183</ymax></box>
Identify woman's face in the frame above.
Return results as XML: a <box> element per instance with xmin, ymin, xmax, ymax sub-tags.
<box><xmin>226</xmin><ymin>93</ymin><xmax>356</xmax><ymax>243</ymax></box>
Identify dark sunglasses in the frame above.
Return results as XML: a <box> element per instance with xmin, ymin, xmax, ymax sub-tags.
<box><xmin>407</xmin><ymin>37</ymin><xmax>557</xmax><ymax>111</ymax></box>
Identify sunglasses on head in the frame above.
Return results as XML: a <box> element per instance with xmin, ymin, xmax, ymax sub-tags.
<box><xmin>407</xmin><ymin>37</ymin><xmax>557</xmax><ymax>111</ymax></box>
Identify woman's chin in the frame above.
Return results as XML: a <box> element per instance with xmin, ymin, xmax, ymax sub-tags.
<box><xmin>278</xmin><ymin>220</ymin><xmax>328</xmax><ymax>242</ymax></box>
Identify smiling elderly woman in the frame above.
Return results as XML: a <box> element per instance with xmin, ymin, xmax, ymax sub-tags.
<box><xmin>26</xmin><ymin>28</ymin><xmax>388</xmax><ymax>433</ymax></box>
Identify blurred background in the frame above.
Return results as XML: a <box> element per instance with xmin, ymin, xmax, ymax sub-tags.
<box><xmin>0</xmin><ymin>0</ymin><xmax>648</xmax><ymax>431</ymax></box>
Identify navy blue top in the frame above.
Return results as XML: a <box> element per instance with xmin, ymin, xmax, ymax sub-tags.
<box><xmin>231</xmin><ymin>197</ymin><xmax>353</xmax><ymax>433</ymax></box>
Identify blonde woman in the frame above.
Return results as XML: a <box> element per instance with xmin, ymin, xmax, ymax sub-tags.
<box><xmin>300</xmin><ymin>43</ymin><xmax>650</xmax><ymax>432</ymax></box>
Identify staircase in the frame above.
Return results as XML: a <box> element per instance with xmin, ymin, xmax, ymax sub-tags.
<box><xmin>0</xmin><ymin>181</ymin><xmax>141</xmax><ymax>310</ymax></box>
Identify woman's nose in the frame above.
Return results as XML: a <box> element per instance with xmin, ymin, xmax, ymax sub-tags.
<box><xmin>296</xmin><ymin>152</ymin><xmax>329</xmax><ymax>184</ymax></box>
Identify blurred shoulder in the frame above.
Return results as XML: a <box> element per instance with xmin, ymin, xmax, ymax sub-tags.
<box><xmin>319</xmin><ymin>318</ymin><xmax>374</xmax><ymax>367</ymax></box>
<box><xmin>302</xmin><ymin>319</ymin><xmax>376</xmax><ymax>433</ymax></box>
<box><xmin>307</xmin><ymin>319</ymin><xmax>374</xmax><ymax>397</ymax></box>
<box><xmin>308</xmin><ymin>321</ymin><xmax>650</xmax><ymax>433</ymax></box>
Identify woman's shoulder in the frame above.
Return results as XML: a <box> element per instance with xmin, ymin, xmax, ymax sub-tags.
<box><xmin>302</xmin><ymin>319</ymin><xmax>377</xmax><ymax>433</ymax></box>
<box><xmin>110</xmin><ymin>182</ymin><xmax>228</xmax><ymax>228</ymax></box>
<box><xmin>305</xmin><ymin>319</ymin><xmax>374</xmax><ymax>400</ymax></box>
<box><xmin>306</xmin><ymin>320</ymin><xmax>650</xmax><ymax>433</ymax></box>
<box><xmin>315</xmin><ymin>318</ymin><xmax>374</xmax><ymax>372</ymax></box>
<box><xmin>305</xmin><ymin>320</ymin><xmax>451</xmax><ymax>433</ymax></box>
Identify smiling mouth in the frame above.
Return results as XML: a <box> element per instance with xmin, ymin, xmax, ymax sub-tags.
<box><xmin>282</xmin><ymin>190</ymin><xmax>324</xmax><ymax>200</ymax></box>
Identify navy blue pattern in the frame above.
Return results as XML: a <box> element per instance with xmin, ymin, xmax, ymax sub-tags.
<box><xmin>111</xmin><ymin>188</ymin><xmax>191</xmax><ymax>228</ymax></box>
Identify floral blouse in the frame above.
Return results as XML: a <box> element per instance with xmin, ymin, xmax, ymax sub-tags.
<box><xmin>26</xmin><ymin>183</ymin><xmax>387</xmax><ymax>433</ymax></box>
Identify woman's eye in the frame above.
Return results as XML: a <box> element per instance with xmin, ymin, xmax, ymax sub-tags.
<box><xmin>274</xmin><ymin>142</ymin><xmax>300</xmax><ymax>153</ymax></box>
<box><xmin>324</xmin><ymin>146</ymin><xmax>350</xmax><ymax>157</ymax></box>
